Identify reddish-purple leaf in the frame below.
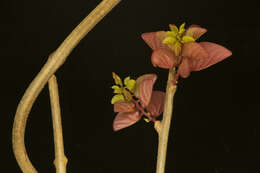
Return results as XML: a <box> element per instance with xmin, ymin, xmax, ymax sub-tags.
<box><xmin>189</xmin><ymin>42</ymin><xmax>232</xmax><ymax>71</ymax></box>
<box><xmin>134</xmin><ymin>74</ymin><xmax>157</xmax><ymax>107</ymax></box>
<box><xmin>113</xmin><ymin>111</ymin><xmax>141</xmax><ymax>131</ymax></box>
<box><xmin>177</xmin><ymin>58</ymin><xmax>191</xmax><ymax>78</ymax></box>
<box><xmin>141</xmin><ymin>31</ymin><xmax>169</xmax><ymax>50</ymax></box>
<box><xmin>182</xmin><ymin>42</ymin><xmax>209</xmax><ymax>60</ymax></box>
<box><xmin>114</xmin><ymin>101</ymin><xmax>135</xmax><ymax>113</ymax></box>
<box><xmin>146</xmin><ymin>91</ymin><xmax>165</xmax><ymax>118</ymax></box>
<box><xmin>185</xmin><ymin>25</ymin><xmax>207</xmax><ymax>40</ymax></box>
<box><xmin>151</xmin><ymin>49</ymin><xmax>179</xmax><ymax>69</ymax></box>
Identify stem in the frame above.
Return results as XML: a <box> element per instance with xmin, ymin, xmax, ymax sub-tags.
<box><xmin>12</xmin><ymin>0</ymin><xmax>121</xmax><ymax>172</ymax></box>
<box><xmin>132</xmin><ymin>99</ymin><xmax>154</xmax><ymax>121</ymax></box>
<box><xmin>155</xmin><ymin>68</ymin><xmax>177</xmax><ymax>173</ymax></box>
<box><xmin>48</xmin><ymin>75</ymin><xmax>67</xmax><ymax>173</ymax></box>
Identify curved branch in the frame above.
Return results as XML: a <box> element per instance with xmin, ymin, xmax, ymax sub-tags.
<box><xmin>48</xmin><ymin>75</ymin><xmax>67</xmax><ymax>173</ymax></box>
<box><xmin>12</xmin><ymin>0</ymin><xmax>121</xmax><ymax>172</ymax></box>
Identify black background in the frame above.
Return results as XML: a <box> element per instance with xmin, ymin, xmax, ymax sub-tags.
<box><xmin>1</xmin><ymin>0</ymin><xmax>259</xmax><ymax>172</ymax></box>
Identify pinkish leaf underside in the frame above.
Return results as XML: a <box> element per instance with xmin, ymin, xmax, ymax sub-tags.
<box><xmin>114</xmin><ymin>102</ymin><xmax>135</xmax><ymax>113</ymax></box>
<box><xmin>151</xmin><ymin>49</ymin><xmax>178</xmax><ymax>69</ymax></box>
<box><xmin>189</xmin><ymin>42</ymin><xmax>232</xmax><ymax>71</ymax></box>
<box><xmin>185</xmin><ymin>26</ymin><xmax>207</xmax><ymax>40</ymax></box>
<box><xmin>146</xmin><ymin>91</ymin><xmax>166</xmax><ymax>117</ymax></box>
<box><xmin>134</xmin><ymin>74</ymin><xmax>157</xmax><ymax>107</ymax></box>
<box><xmin>177</xmin><ymin>58</ymin><xmax>191</xmax><ymax>78</ymax></box>
<box><xmin>141</xmin><ymin>31</ymin><xmax>169</xmax><ymax>51</ymax></box>
<box><xmin>182</xmin><ymin>42</ymin><xmax>208</xmax><ymax>60</ymax></box>
<box><xmin>113</xmin><ymin>111</ymin><xmax>141</xmax><ymax>131</ymax></box>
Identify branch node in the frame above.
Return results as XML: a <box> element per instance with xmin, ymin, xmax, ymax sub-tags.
<box><xmin>53</xmin><ymin>156</ymin><xmax>68</xmax><ymax>168</ymax></box>
<box><xmin>154</xmin><ymin>121</ymin><xmax>161</xmax><ymax>134</ymax></box>
<box><xmin>12</xmin><ymin>0</ymin><xmax>121</xmax><ymax>172</ymax></box>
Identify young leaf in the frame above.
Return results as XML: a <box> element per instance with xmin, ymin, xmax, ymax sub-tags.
<box><xmin>112</xmin><ymin>85</ymin><xmax>122</xmax><ymax>94</ymax></box>
<box><xmin>189</xmin><ymin>42</ymin><xmax>232</xmax><ymax>71</ymax></box>
<box><xmin>182</xmin><ymin>42</ymin><xmax>208</xmax><ymax>60</ymax></box>
<box><xmin>178</xmin><ymin>22</ymin><xmax>186</xmax><ymax>35</ymax></box>
<box><xmin>114</xmin><ymin>101</ymin><xmax>135</xmax><ymax>113</ymax></box>
<box><xmin>112</xmin><ymin>72</ymin><xmax>123</xmax><ymax>86</ymax></box>
<box><xmin>181</xmin><ymin>35</ymin><xmax>195</xmax><ymax>43</ymax></box>
<box><xmin>173</xmin><ymin>41</ymin><xmax>182</xmax><ymax>56</ymax></box>
<box><xmin>163</xmin><ymin>36</ymin><xmax>177</xmax><ymax>45</ymax></box>
<box><xmin>151</xmin><ymin>49</ymin><xmax>179</xmax><ymax>69</ymax></box>
<box><xmin>169</xmin><ymin>24</ymin><xmax>179</xmax><ymax>34</ymax></box>
<box><xmin>122</xmin><ymin>89</ymin><xmax>133</xmax><ymax>102</ymax></box>
<box><xmin>146</xmin><ymin>91</ymin><xmax>166</xmax><ymax>117</ymax></box>
<box><xmin>166</xmin><ymin>31</ymin><xmax>177</xmax><ymax>38</ymax></box>
<box><xmin>185</xmin><ymin>25</ymin><xmax>207</xmax><ymax>40</ymax></box>
<box><xmin>141</xmin><ymin>31</ymin><xmax>169</xmax><ymax>50</ymax></box>
<box><xmin>111</xmin><ymin>94</ymin><xmax>124</xmax><ymax>104</ymax></box>
<box><xmin>177</xmin><ymin>58</ymin><xmax>191</xmax><ymax>78</ymax></box>
<box><xmin>134</xmin><ymin>74</ymin><xmax>157</xmax><ymax>107</ymax></box>
<box><xmin>113</xmin><ymin>111</ymin><xmax>141</xmax><ymax>131</ymax></box>
<box><xmin>124</xmin><ymin>77</ymin><xmax>136</xmax><ymax>92</ymax></box>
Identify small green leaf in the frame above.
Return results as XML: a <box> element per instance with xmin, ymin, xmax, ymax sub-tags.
<box><xmin>112</xmin><ymin>85</ymin><xmax>120</xmax><ymax>89</ymax></box>
<box><xmin>179</xmin><ymin>22</ymin><xmax>186</xmax><ymax>35</ymax></box>
<box><xmin>126</xmin><ymin>80</ymin><xmax>136</xmax><ymax>92</ymax></box>
<box><xmin>124</xmin><ymin>77</ymin><xmax>130</xmax><ymax>85</ymax></box>
<box><xmin>166</xmin><ymin>31</ymin><xmax>177</xmax><ymax>38</ymax></box>
<box><xmin>112</xmin><ymin>85</ymin><xmax>123</xmax><ymax>94</ymax></box>
<box><xmin>111</xmin><ymin>94</ymin><xmax>125</xmax><ymax>104</ymax></box>
<box><xmin>169</xmin><ymin>24</ymin><xmax>178</xmax><ymax>34</ymax></box>
<box><xmin>181</xmin><ymin>35</ymin><xmax>195</xmax><ymax>43</ymax></box>
<box><xmin>174</xmin><ymin>41</ymin><xmax>182</xmax><ymax>56</ymax></box>
<box><xmin>124</xmin><ymin>77</ymin><xmax>136</xmax><ymax>92</ymax></box>
<box><xmin>162</xmin><ymin>36</ymin><xmax>176</xmax><ymax>45</ymax></box>
<box><xmin>123</xmin><ymin>89</ymin><xmax>133</xmax><ymax>102</ymax></box>
<box><xmin>112</xmin><ymin>72</ymin><xmax>123</xmax><ymax>86</ymax></box>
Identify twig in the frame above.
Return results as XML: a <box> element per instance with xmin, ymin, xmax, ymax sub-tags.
<box><xmin>48</xmin><ymin>75</ymin><xmax>67</xmax><ymax>173</ymax></box>
<box><xmin>155</xmin><ymin>68</ymin><xmax>177</xmax><ymax>173</ymax></box>
<box><xmin>12</xmin><ymin>0</ymin><xmax>121</xmax><ymax>172</ymax></box>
